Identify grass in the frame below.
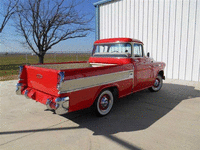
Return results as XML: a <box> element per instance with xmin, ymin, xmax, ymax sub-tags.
<box><xmin>0</xmin><ymin>53</ymin><xmax>91</xmax><ymax>81</ymax></box>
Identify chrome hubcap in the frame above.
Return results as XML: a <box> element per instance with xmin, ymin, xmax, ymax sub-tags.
<box><xmin>101</xmin><ymin>97</ymin><xmax>109</xmax><ymax>108</ymax></box>
<box><xmin>154</xmin><ymin>79</ymin><xmax>159</xmax><ymax>87</ymax></box>
<box><xmin>99</xmin><ymin>95</ymin><xmax>110</xmax><ymax>110</ymax></box>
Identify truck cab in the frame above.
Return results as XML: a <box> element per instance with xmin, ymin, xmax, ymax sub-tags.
<box><xmin>89</xmin><ymin>38</ymin><xmax>165</xmax><ymax>93</ymax></box>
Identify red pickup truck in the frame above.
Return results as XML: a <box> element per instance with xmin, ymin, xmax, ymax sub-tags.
<box><xmin>16</xmin><ymin>38</ymin><xmax>165</xmax><ymax>116</ymax></box>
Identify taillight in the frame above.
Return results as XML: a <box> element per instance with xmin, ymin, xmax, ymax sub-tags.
<box><xmin>57</xmin><ymin>72</ymin><xmax>65</xmax><ymax>90</ymax></box>
<box><xmin>18</xmin><ymin>66</ymin><xmax>24</xmax><ymax>79</ymax></box>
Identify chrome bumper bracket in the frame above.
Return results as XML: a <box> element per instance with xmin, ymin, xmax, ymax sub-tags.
<box><xmin>16</xmin><ymin>83</ymin><xmax>22</xmax><ymax>95</ymax></box>
<box><xmin>46</xmin><ymin>99</ymin><xmax>54</xmax><ymax>110</ymax></box>
<box><xmin>55</xmin><ymin>97</ymin><xmax>69</xmax><ymax>115</ymax></box>
<box><xmin>25</xmin><ymin>90</ymin><xmax>30</xmax><ymax>99</ymax></box>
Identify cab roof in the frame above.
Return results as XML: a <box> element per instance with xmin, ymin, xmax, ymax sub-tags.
<box><xmin>94</xmin><ymin>38</ymin><xmax>143</xmax><ymax>44</ymax></box>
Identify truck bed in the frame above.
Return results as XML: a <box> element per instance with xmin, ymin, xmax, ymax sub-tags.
<box><xmin>33</xmin><ymin>62</ymin><xmax>116</xmax><ymax>70</ymax></box>
<box><xmin>33</xmin><ymin>63</ymin><xmax>92</xmax><ymax>70</ymax></box>
<box><xmin>19</xmin><ymin>61</ymin><xmax>123</xmax><ymax>97</ymax></box>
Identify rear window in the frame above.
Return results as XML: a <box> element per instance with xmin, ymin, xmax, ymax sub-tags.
<box><xmin>92</xmin><ymin>43</ymin><xmax>132</xmax><ymax>58</ymax></box>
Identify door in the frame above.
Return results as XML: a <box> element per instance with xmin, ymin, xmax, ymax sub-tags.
<box><xmin>132</xmin><ymin>43</ymin><xmax>153</xmax><ymax>91</ymax></box>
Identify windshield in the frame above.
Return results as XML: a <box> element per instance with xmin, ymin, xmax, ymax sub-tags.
<box><xmin>92</xmin><ymin>43</ymin><xmax>132</xmax><ymax>58</ymax></box>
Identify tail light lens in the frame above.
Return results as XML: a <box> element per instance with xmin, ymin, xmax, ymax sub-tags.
<box><xmin>18</xmin><ymin>66</ymin><xmax>24</xmax><ymax>79</ymax></box>
<box><xmin>57</xmin><ymin>72</ymin><xmax>65</xmax><ymax>90</ymax></box>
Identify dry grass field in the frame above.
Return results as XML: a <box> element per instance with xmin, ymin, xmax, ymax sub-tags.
<box><xmin>0</xmin><ymin>53</ymin><xmax>90</xmax><ymax>81</ymax></box>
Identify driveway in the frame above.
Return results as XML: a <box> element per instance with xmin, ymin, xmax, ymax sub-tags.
<box><xmin>0</xmin><ymin>79</ymin><xmax>200</xmax><ymax>150</ymax></box>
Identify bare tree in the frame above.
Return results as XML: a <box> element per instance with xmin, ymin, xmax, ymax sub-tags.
<box><xmin>0</xmin><ymin>0</ymin><xmax>18</xmax><ymax>33</ymax></box>
<box><xmin>15</xmin><ymin>0</ymin><xmax>93</xmax><ymax>63</ymax></box>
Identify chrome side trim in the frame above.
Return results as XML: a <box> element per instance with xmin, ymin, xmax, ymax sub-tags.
<box><xmin>58</xmin><ymin>70</ymin><xmax>134</xmax><ymax>94</ymax></box>
<box><xmin>90</xmin><ymin>63</ymin><xmax>116</xmax><ymax>67</ymax></box>
<box><xmin>16</xmin><ymin>83</ymin><xmax>22</xmax><ymax>95</ymax></box>
<box><xmin>55</xmin><ymin>97</ymin><xmax>69</xmax><ymax>115</ymax></box>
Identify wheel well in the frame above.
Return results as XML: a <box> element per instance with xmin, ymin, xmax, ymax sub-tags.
<box><xmin>158</xmin><ymin>70</ymin><xmax>165</xmax><ymax>79</ymax></box>
<box><xmin>96</xmin><ymin>86</ymin><xmax>119</xmax><ymax>101</ymax></box>
<box><xmin>108</xmin><ymin>87</ymin><xmax>119</xmax><ymax>100</ymax></box>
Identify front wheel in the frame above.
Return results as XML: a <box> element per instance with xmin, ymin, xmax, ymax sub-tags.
<box><xmin>94</xmin><ymin>90</ymin><xmax>114</xmax><ymax>117</ymax></box>
<box><xmin>149</xmin><ymin>75</ymin><xmax>163</xmax><ymax>92</ymax></box>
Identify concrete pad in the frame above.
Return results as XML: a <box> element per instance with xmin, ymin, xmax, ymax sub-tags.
<box><xmin>0</xmin><ymin>79</ymin><xmax>200</xmax><ymax>150</ymax></box>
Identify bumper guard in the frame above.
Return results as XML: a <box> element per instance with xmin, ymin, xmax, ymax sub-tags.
<box><xmin>16</xmin><ymin>83</ymin><xmax>22</xmax><ymax>95</ymax></box>
<box><xmin>46</xmin><ymin>97</ymin><xmax>69</xmax><ymax>115</ymax></box>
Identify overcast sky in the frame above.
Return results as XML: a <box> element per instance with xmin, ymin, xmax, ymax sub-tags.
<box><xmin>0</xmin><ymin>0</ymin><xmax>99</xmax><ymax>53</ymax></box>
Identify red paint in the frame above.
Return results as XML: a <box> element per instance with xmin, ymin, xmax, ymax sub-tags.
<box><xmin>89</xmin><ymin>57</ymin><xmax>132</xmax><ymax>65</ymax></box>
<box><xmin>25</xmin><ymin>65</ymin><xmax>60</xmax><ymax>96</ymax></box>
<box><xmin>94</xmin><ymin>38</ymin><xmax>143</xmax><ymax>44</ymax></box>
<box><xmin>17</xmin><ymin>38</ymin><xmax>165</xmax><ymax>114</ymax></box>
<box><xmin>62</xmin><ymin>63</ymin><xmax>133</xmax><ymax>81</ymax></box>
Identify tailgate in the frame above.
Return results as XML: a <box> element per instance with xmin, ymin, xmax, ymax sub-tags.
<box><xmin>25</xmin><ymin>65</ymin><xmax>59</xmax><ymax>96</ymax></box>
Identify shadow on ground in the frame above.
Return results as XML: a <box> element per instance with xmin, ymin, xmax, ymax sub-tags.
<box><xmin>61</xmin><ymin>83</ymin><xmax>200</xmax><ymax>135</ymax></box>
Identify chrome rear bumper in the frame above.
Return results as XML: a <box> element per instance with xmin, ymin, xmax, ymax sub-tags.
<box><xmin>16</xmin><ymin>83</ymin><xmax>69</xmax><ymax>115</ymax></box>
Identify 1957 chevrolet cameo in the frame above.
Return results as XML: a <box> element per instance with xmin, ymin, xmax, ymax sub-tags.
<box><xmin>16</xmin><ymin>38</ymin><xmax>165</xmax><ymax>116</ymax></box>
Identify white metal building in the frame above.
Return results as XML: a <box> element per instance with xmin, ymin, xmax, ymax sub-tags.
<box><xmin>94</xmin><ymin>0</ymin><xmax>200</xmax><ymax>82</ymax></box>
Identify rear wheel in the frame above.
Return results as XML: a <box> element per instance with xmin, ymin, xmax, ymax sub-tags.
<box><xmin>149</xmin><ymin>75</ymin><xmax>163</xmax><ymax>92</ymax></box>
<box><xmin>94</xmin><ymin>90</ymin><xmax>114</xmax><ymax>117</ymax></box>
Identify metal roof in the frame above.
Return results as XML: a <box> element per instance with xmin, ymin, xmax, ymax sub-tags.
<box><xmin>93</xmin><ymin>0</ymin><xmax>117</xmax><ymax>6</ymax></box>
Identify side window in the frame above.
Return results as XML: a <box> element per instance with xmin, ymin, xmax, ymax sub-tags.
<box><xmin>133</xmin><ymin>44</ymin><xmax>143</xmax><ymax>57</ymax></box>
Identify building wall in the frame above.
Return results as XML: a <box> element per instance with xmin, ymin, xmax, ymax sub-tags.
<box><xmin>97</xmin><ymin>0</ymin><xmax>200</xmax><ymax>82</ymax></box>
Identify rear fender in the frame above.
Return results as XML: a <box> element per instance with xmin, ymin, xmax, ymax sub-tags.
<box><xmin>93</xmin><ymin>83</ymin><xmax>120</xmax><ymax>105</ymax></box>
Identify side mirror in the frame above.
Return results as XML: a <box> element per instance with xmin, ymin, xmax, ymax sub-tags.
<box><xmin>147</xmin><ymin>52</ymin><xmax>150</xmax><ymax>57</ymax></box>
